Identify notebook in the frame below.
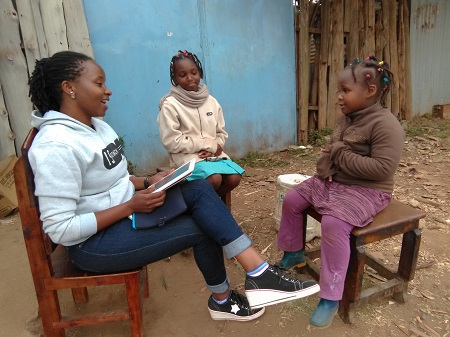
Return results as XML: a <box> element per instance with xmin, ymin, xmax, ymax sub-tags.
<box><xmin>132</xmin><ymin>184</ymin><xmax>188</xmax><ymax>229</ymax></box>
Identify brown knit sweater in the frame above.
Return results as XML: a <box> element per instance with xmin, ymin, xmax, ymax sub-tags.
<box><xmin>316</xmin><ymin>102</ymin><xmax>405</xmax><ymax>193</ymax></box>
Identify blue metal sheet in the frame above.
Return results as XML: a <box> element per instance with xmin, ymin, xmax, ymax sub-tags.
<box><xmin>83</xmin><ymin>0</ymin><xmax>295</xmax><ymax>172</ymax></box>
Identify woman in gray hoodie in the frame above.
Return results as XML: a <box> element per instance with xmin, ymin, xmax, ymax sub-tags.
<box><xmin>27</xmin><ymin>51</ymin><xmax>319</xmax><ymax>323</ymax></box>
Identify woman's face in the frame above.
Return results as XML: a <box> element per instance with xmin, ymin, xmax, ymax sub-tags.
<box><xmin>68</xmin><ymin>60</ymin><xmax>112</xmax><ymax>123</ymax></box>
<box><xmin>172</xmin><ymin>58</ymin><xmax>201</xmax><ymax>91</ymax></box>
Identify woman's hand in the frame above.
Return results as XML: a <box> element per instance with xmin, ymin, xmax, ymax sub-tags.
<box><xmin>130</xmin><ymin>185</ymin><xmax>166</xmax><ymax>213</ymax></box>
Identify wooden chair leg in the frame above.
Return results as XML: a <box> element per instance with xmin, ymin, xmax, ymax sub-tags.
<box><xmin>125</xmin><ymin>274</ymin><xmax>143</xmax><ymax>337</ymax></box>
<box><xmin>141</xmin><ymin>266</ymin><xmax>149</xmax><ymax>298</ymax></box>
<box><xmin>71</xmin><ymin>287</ymin><xmax>89</xmax><ymax>304</ymax></box>
<box><xmin>39</xmin><ymin>289</ymin><xmax>66</xmax><ymax>337</ymax></box>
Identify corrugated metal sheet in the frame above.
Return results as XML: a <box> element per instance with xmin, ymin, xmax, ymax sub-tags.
<box><xmin>411</xmin><ymin>0</ymin><xmax>450</xmax><ymax>116</ymax></box>
<box><xmin>82</xmin><ymin>0</ymin><xmax>296</xmax><ymax>173</ymax></box>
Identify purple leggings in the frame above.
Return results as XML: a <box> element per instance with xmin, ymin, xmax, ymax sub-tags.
<box><xmin>277</xmin><ymin>189</ymin><xmax>353</xmax><ymax>301</ymax></box>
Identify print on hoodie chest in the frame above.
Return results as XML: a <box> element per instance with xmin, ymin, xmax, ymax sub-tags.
<box><xmin>102</xmin><ymin>138</ymin><xmax>124</xmax><ymax>169</ymax></box>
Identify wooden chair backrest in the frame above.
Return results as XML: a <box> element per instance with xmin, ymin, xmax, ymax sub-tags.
<box><xmin>14</xmin><ymin>128</ymin><xmax>55</xmax><ymax>278</ymax></box>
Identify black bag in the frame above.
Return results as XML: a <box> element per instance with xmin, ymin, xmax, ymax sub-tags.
<box><xmin>132</xmin><ymin>184</ymin><xmax>187</xmax><ymax>229</ymax></box>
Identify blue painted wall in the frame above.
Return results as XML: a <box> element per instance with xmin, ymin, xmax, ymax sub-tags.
<box><xmin>82</xmin><ymin>0</ymin><xmax>296</xmax><ymax>173</ymax></box>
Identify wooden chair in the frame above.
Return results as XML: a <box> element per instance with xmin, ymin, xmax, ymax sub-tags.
<box><xmin>303</xmin><ymin>199</ymin><xmax>426</xmax><ymax>324</ymax></box>
<box><xmin>14</xmin><ymin>128</ymin><xmax>149</xmax><ymax>337</ymax></box>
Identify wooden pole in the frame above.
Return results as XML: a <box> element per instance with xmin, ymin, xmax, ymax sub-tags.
<box><xmin>381</xmin><ymin>0</ymin><xmax>391</xmax><ymax>111</ymax></box>
<box><xmin>403</xmin><ymin>0</ymin><xmax>413</xmax><ymax>120</ymax></box>
<box><xmin>366</xmin><ymin>0</ymin><xmax>376</xmax><ymax>55</ymax></box>
<box><xmin>389</xmin><ymin>0</ymin><xmax>400</xmax><ymax>117</ymax></box>
<box><xmin>326</xmin><ymin>0</ymin><xmax>344</xmax><ymax>127</ymax></box>
<box><xmin>398</xmin><ymin>0</ymin><xmax>406</xmax><ymax>120</ymax></box>
<box><xmin>318</xmin><ymin>0</ymin><xmax>330</xmax><ymax>130</ymax></box>
<box><xmin>297</xmin><ymin>0</ymin><xmax>310</xmax><ymax>144</ymax></box>
<box><xmin>347</xmin><ymin>0</ymin><xmax>359</xmax><ymax>61</ymax></box>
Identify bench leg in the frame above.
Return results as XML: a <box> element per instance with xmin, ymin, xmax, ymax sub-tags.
<box><xmin>392</xmin><ymin>228</ymin><xmax>421</xmax><ymax>303</ymax></box>
<box><xmin>339</xmin><ymin>243</ymin><xmax>365</xmax><ymax>324</ymax></box>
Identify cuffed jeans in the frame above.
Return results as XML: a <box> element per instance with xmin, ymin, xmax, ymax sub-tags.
<box><xmin>67</xmin><ymin>179</ymin><xmax>252</xmax><ymax>294</ymax></box>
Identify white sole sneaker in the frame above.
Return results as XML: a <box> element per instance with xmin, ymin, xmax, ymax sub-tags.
<box><xmin>245</xmin><ymin>283</ymin><xmax>320</xmax><ymax>309</ymax></box>
<box><xmin>208</xmin><ymin>306</ymin><xmax>266</xmax><ymax>321</ymax></box>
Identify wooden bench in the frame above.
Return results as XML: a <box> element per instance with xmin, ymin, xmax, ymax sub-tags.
<box><xmin>303</xmin><ymin>199</ymin><xmax>426</xmax><ymax>324</ymax></box>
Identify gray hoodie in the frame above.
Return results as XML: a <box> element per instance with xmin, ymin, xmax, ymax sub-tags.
<box><xmin>29</xmin><ymin>110</ymin><xmax>134</xmax><ymax>246</ymax></box>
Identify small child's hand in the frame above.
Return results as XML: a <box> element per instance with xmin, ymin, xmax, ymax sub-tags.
<box><xmin>321</xmin><ymin>145</ymin><xmax>331</xmax><ymax>153</ymax></box>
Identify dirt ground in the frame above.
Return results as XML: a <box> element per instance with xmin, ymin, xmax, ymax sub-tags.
<box><xmin>1</xmin><ymin>116</ymin><xmax>449</xmax><ymax>337</ymax></box>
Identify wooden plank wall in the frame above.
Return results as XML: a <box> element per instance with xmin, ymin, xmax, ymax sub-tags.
<box><xmin>0</xmin><ymin>0</ymin><xmax>93</xmax><ymax>160</ymax></box>
<box><xmin>295</xmin><ymin>0</ymin><xmax>412</xmax><ymax>144</ymax></box>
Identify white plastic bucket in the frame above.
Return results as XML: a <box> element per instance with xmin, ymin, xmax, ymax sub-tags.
<box><xmin>274</xmin><ymin>174</ymin><xmax>321</xmax><ymax>242</ymax></box>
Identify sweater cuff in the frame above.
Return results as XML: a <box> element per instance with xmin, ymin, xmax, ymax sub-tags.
<box><xmin>79</xmin><ymin>212</ymin><xmax>98</xmax><ymax>238</ymax></box>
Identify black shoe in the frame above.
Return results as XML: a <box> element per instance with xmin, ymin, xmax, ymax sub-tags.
<box><xmin>208</xmin><ymin>290</ymin><xmax>266</xmax><ymax>321</ymax></box>
<box><xmin>245</xmin><ymin>264</ymin><xmax>320</xmax><ymax>308</ymax></box>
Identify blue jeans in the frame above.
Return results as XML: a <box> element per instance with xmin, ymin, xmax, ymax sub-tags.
<box><xmin>67</xmin><ymin>179</ymin><xmax>252</xmax><ymax>294</ymax></box>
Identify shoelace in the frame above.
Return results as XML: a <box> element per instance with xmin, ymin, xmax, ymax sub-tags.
<box><xmin>229</xmin><ymin>291</ymin><xmax>252</xmax><ymax>310</ymax></box>
<box><xmin>270</xmin><ymin>265</ymin><xmax>302</xmax><ymax>284</ymax></box>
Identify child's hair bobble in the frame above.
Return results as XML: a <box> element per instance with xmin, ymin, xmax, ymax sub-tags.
<box><xmin>355</xmin><ymin>58</ymin><xmax>360</xmax><ymax>63</ymax></box>
<box><xmin>377</xmin><ymin>67</ymin><xmax>383</xmax><ymax>72</ymax></box>
<box><xmin>379</xmin><ymin>61</ymin><xmax>384</xmax><ymax>65</ymax></box>
<box><xmin>365</xmin><ymin>56</ymin><xmax>371</xmax><ymax>61</ymax></box>
<box><xmin>383</xmin><ymin>77</ymin><xmax>389</xmax><ymax>83</ymax></box>
<box><xmin>365</xmin><ymin>73</ymin><xmax>371</xmax><ymax>79</ymax></box>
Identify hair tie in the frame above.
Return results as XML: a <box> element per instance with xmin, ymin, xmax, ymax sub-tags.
<box><xmin>383</xmin><ymin>77</ymin><xmax>389</xmax><ymax>83</ymax></box>
<box><xmin>365</xmin><ymin>56</ymin><xmax>371</xmax><ymax>61</ymax></box>
<box><xmin>365</xmin><ymin>73</ymin><xmax>371</xmax><ymax>79</ymax></box>
<box><xmin>377</xmin><ymin>67</ymin><xmax>383</xmax><ymax>72</ymax></box>
<box><xmin>355</xmin><ymin>58</ymin><xmax>360</xmax><ymax>63</ymax></box>
<box><xmin>379</xmin><ymin>61</ymin><xmax>384</xmax><ymax>65</ymax></box>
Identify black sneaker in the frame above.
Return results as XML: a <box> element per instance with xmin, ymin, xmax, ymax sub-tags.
<box><xmin>208</xmin><ymin>290</ymin><xmax>266</xmax><ymax>321</ymax></box>
<box><xmin>245</xmin><ymin>264</ymin><xmax>320</xmax><ymax>308</ymax></box>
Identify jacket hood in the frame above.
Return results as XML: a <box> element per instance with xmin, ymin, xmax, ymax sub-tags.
<box><xmin>31</xmin><ymin>110</ymin><xmax>97</xmax><ymax>134</ymax></box>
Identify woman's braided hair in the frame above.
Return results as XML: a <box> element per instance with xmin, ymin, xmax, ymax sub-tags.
<box><xmin>169</xmin><ymin>50</ymin><xmax>203</xmax><ymax>85</ymax></box>
<box><xmin>349</xmin><ymin>55</ymin><xmax>394</xmax><ymax>107</ymax></box>
<box><xmin>28</xmin><ymin>51</ymin><xmax>92</xmax><ymax>113</ymax></box>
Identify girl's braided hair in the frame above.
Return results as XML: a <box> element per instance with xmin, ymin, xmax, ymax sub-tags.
<box><xmin>169</xmin><ymin>50</ymin><xmax>203</xmax><ymax>85</ymax></box>
<box><xmin>350</xmin><ymin>55</ymin><xmax>394</xmax><ymax>107</ymax></box>
<box><xmin>28</xmin><ymin>51</ymin><xmax>92</xmax><ymax>113</ymax></box>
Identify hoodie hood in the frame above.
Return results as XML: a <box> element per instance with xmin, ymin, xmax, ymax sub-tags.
<box><xmin>31</xmin><ymin>110</ymin><xmax>98</xmax><ymax>134</ymax></box>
